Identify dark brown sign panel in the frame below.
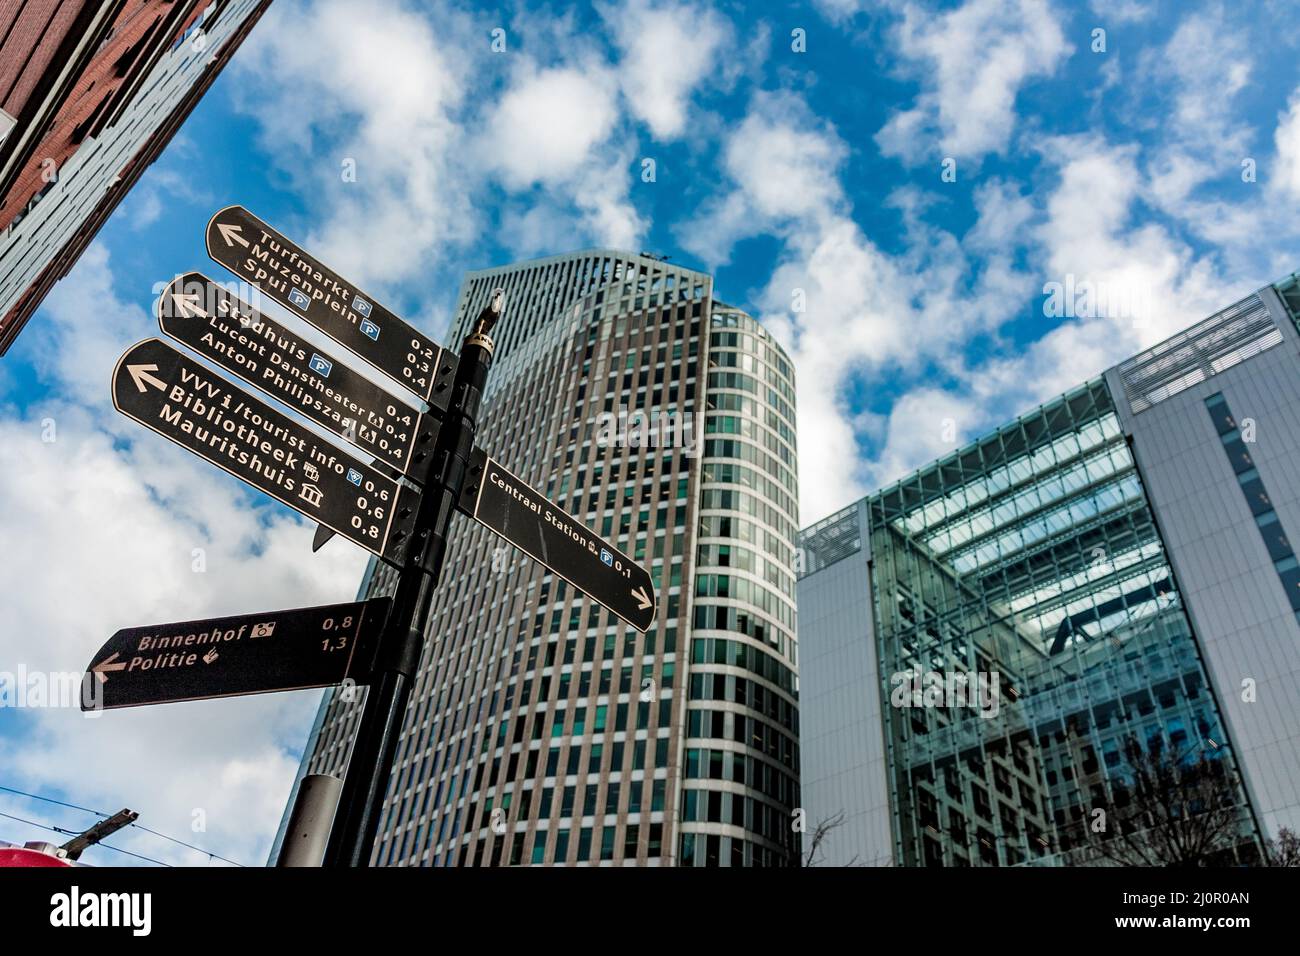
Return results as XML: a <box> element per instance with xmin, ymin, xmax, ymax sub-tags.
<box><xmin>156</xmin><ymin>273</ymin><xmax>439</xmax><ymax>480</ymax></box>
<box><xmin>111</xmin><ymin>339</ymin><xmax>418</xmax><ymax>565</ymax></box>
<box><xmin>82</xmin><ymin>600</ymin><xmax>389</xmax><ymax>710</ymax></box>
<box><xmin>205</xmin><ymin>205</ymin><xmax>454</xmax><ymax>409</ymax></box>
<box><xmin>459</xmin><ymin>447</ymin><xmax>657</xmax><ymax>631</ymax></box>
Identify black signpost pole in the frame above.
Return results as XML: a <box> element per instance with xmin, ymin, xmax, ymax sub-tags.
<box><xmin>323</xmin><ymin>293</ymin><xmax>502</xmax><ymax>868</ymax></box>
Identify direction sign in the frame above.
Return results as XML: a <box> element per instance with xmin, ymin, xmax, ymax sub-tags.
<box><xmin>82</xmin><ymin>599</ymin><xmax>389</xmax><ymax>710</ymax></box>
<box><xmin>458</xmin><ymin>447</ymin><xmax>657</xmax><ymax>631</ymax></box>
<box><xmin>205</xmin><ymin>205</ymin><xmax>455</xmax><ymax>409</ymax></box>
<box><xmin>157</xmin><ymin>273</ymin><xmax>440</xmax><ymax>480</ymax></box>
<box><xmin>112</xmin><ymin>339</ymin><xmax>419</xmax><ymax>565</ymax></box>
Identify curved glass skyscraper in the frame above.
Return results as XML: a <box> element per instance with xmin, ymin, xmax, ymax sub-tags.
<box><xmin>286</xmin><ymin>250</ymin><xmax>800</xmax><ymax>866</ymax></box>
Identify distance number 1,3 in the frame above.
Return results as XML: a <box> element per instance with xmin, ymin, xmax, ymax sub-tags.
<box><xmin>321</xmin><ymin>614</ymin><xmax>354</xmax><ymax>653</ymax></box>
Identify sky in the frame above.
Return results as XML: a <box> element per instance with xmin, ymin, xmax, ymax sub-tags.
<box><xmin>2</xmin><ymin>0</ymin><xmax>1299</xmax><ymax>866</ymax></box>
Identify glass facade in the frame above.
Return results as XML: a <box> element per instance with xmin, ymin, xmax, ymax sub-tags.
<box><xmin>681</xmin><ymin>308</ymin><xmax>800</xmax><ymax>866</ymax></box>
<box><xmin>292</xmin><ymin>252</ymin><xmax>800</xmax><ymax>865</ymax></box>
<box><xmin>863</xmin><ymin>378</ymin><xmax>1260</xmax><ymax>865</ymax></box>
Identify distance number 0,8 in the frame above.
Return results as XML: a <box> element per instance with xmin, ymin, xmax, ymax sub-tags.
<box><xmin>321</xmin><ymin>615</ymin><xmax>354</xmax><ymax>653</ymax></box>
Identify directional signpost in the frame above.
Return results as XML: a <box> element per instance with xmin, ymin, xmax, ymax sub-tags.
<box><xmin>205</xmin><ymin>205</ymin><xmax>455</xmax><ymax>410</ymax></box>
<box><xmin>157</xmin><ymin>273</ymin><xmax>441</xmax><ymax>481</ymax></box>
<box><xmin>97</xmin><ymin>205</ymin><xmax>659</xmax><ymax>868</ymax></box>
<box><xmin>82</xmin><ymin>600</ymin><xmax>388</xmax><ymax>710</ymax></box>
<box><xmin>459</xmin><ymin>448</ymin><xmax>656</xmax><ymax>631</ymax></box>
<box><xmin>112</xmin><ymin>338</ymin><xmax>420</xmax><ymax>564</ymax></box>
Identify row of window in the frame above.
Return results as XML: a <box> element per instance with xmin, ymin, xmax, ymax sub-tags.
<box><xmin>678</xmin><ymin>832</ymin><xmax>795</xmax><ymax>867</ymax></box>
<box><xmin>471</xmin><ymin>729</ymin><xmax>672</xmax><ymax>797</ymax></box>
<box><xmin>699</xmin><ymin>487</ymin><xmax>796</xmax><ymax>543</ymax></box>
<box><xmin>707</xmin><ymin>412</ymin><xmax>795</xmax><ymax>469</ymax></box>
<box><xmin>692</xmin><ymin>604</ymin><xmax>794</xmax><ymax>662</ymax></box>
<box><xmin>708</xmin><ymin>370</ymin><xmax>796</xmax><ymax>432</ymax></box>
<box><xmin>709</xmin><ymin>346</ymin><xmax>795</xmax><ymax>406</ymax></box>
<box><xmin>678</xmin><ymin>788</ymin><xmax>798</xmax><ymax>848</ymax></box>
<box><xmin>696</xmin><ymin>573</ymin><xmax>796</xmax><ymax>631</ymax></box>
<box><xmin>701</xmin><ymin>459</ymin><xmax>797</xmax><ymax>525</ymax></box>
<box><xmin>686</xmin><ymin>710</ymin><xmax>798</xmax><ymax>770</ymax></box>
<box><xmin>529</xmin><ymin>776</ymin><xmax>669</xmax><ymax>820</ymax></box>
<box><xmin>688</xmin><ymin>671</ymin><xmax>799</xmax><ymax>735</ymax></box>
<box><xmin>697</xmin><ymin>541</ymin><xmax>795</xmax><ymax>600</ymax></box>
<box><xmin>703</xmin><ymin>437</ymin><xmax>797</xmax><ymax>497</ymax></box>
<box><xmin>1206</xmin><ymin>391</ymin><xmax>1300</xmax><ymax>622</ymax></box>
<box><xmin>698</xmin><ymin>513</ymin><xmax>794</xmax><ymax>567</ymax></box>
<box><xmin>708</xmin><ymin>329</ymin><xmax>793</xmax><ymax>382</ymax></box>
<box><xmin>689</xmin><ymin>637</ymin><xmax>797</xmax><ymax>694</ymax></box>
<box><xmin>708</xmin><ymin>390</ymin><xmax>797</xmax><ymax>450</ymax></box>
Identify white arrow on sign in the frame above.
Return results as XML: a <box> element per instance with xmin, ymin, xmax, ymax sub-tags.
<box><xmin>127</xmin><ymin>363</ymin><xmax>167</xmax><ymax>393</ymax></box>
<box><xmin>218</xmin><ymin>222</ymin><xmax>249</xmax><ymax>248</ymax></box>
<box><xmin>632</xmin><ymin>586</ymin><xmax>652</xmax><ymax>611</ymax></box>
<box><xmin>169</xmin><ymin>292</ymin><xmax>207</xmax><ymax>319</ymax></box>
<box><xmin>92</xmin><ymin>652</ymin><xmax>127</xmax><ymax>684</ymax></box>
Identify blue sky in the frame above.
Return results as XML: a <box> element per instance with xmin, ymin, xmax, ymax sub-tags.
<box><xmin>2</xmin><ymin>0</ymin><xmax>1299</xmax><ymax>865</ymax></box>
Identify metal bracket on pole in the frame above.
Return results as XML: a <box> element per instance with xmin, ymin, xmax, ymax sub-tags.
<box><xmin>276</xmin><ymin>774</ymin><xmax>343</xmax><ymax>867</ymax></box>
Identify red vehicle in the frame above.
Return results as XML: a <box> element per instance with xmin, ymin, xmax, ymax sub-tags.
<box><xmin>0</xmin><ymin>842</ymin><xmax>74</xmax><ymax>867</ymax></box>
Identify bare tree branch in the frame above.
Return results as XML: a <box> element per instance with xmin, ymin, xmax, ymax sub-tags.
<box><xmin>1081</xmin><ymin>735</ymin><xmax>1247</xmax><ymax>867</ymax></box>
<box><xmin>803</xmin><ymin>810</ymin><xmax>846</xmax><ymax>867</ymax></box>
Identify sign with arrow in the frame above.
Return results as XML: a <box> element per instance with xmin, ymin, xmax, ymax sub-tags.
<box><xmin>157</xmin><ymin>273</ymin><xmax>440</xmax><ymax>480</ymax></box>
<box><xmin>111</xmin><ymin>338</ymin><xmax>419</xmax><ymax>565</ymax></box>
<box><xmin>205</xmin><ymin>205</ymin><xmax>454</xmax><ymax>409</ymax></box>
<box><xmin>82</xmin><ymin>599</ymin><xmax>389</xmax><ymax>710</ymax></box>
<box><xmin>458</xmin><ymin>447</ymin><xmax>657</xmax><ymax>631</ymax></box>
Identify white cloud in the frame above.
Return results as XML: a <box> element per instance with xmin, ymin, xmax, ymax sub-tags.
<box><xmin>1135</xmin><ymin>6</ymin><xmax>1252</xmax><ymax>216</ymax></box>
<box><xmin>811</xmin><ymin>0</ymin><xmax>873</xmax><ymax>24</ymax></box>
<box><xmin>1274</xmin><ymin>88</ymin><xmax>1300</xmax><ymax>201</ymax></box>
<box><xmin>680</xmin><ymin>92</ymin><xmax>847</xmax><ymax>265</ymax></box>
<box><xmin>603</xmin><ymin>0</ymin><xmax>732</xmax><ymax>141</ymax></box>
<box><xmin>866</xmin><ymin>389</ymin><xmax>974</xmax><ymax>486</ymax></box>
<box><xmin>1088</xmin><ymin>0</ymin><xmax>1155</xmax><ymax>21</ymax></box>
<box><xmin>232</xmin><ymin>0</ymin><xmax>475</xmax><ymax>302</ymax></box>
<box><xmin>234</xmin><ymin>0</ymin><xmax>664</xmax><ymax>283</ymax></box>
<box><xmin>482</xmin><ymin>60</ymin><xmax>645</xmax><ymax>253</ymax></box>
<box><xmin>693</xmin><ymin>67</ymin><xmax>1286</xmax><ymax>521</ymax></box>
<box><xmin>876</xmin><ymin>0</ymin><xmax>1071</xmax><ymax>164</ymax></box>
<box><xmin>858</xmin><ymin>132</ymin><xmax>1269</xmax><ymax>492</ymax></box>
<box><xmin>486</xmin><ymin>65</ymin><xmax>621</xmax><ymax>187</ymax></box>
<box><xmin>685</xmin><ymin>91</ymin><xmax>1039</xmax><ymax>519</ymax></box>
<box><xmin>24</xmin><ymin>244</ymin><xmax>149</xmax><ymax>408</ymax></box>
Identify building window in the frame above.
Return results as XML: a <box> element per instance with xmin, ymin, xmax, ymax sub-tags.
<box><xmin>1206</xmin><ymin>392</ymin><xmax>1300</xmax><ymax>623</ymax></box>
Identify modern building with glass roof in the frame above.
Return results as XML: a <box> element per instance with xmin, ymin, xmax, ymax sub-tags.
<box><xmin>798</xmin><ymin>273</ymin><xmax>1300</xmax><ymax>866</ymax></box>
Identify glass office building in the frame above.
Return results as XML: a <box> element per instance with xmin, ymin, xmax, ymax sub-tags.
<box><xmin>799</xmin><ymin>276</ymin><xmax>1300</xmax><ymax>865</ymax></box>
<box><xmin>280</xmin><ymin>251</ymin><xmax>800</xmax><ymax>866</ymax></box>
